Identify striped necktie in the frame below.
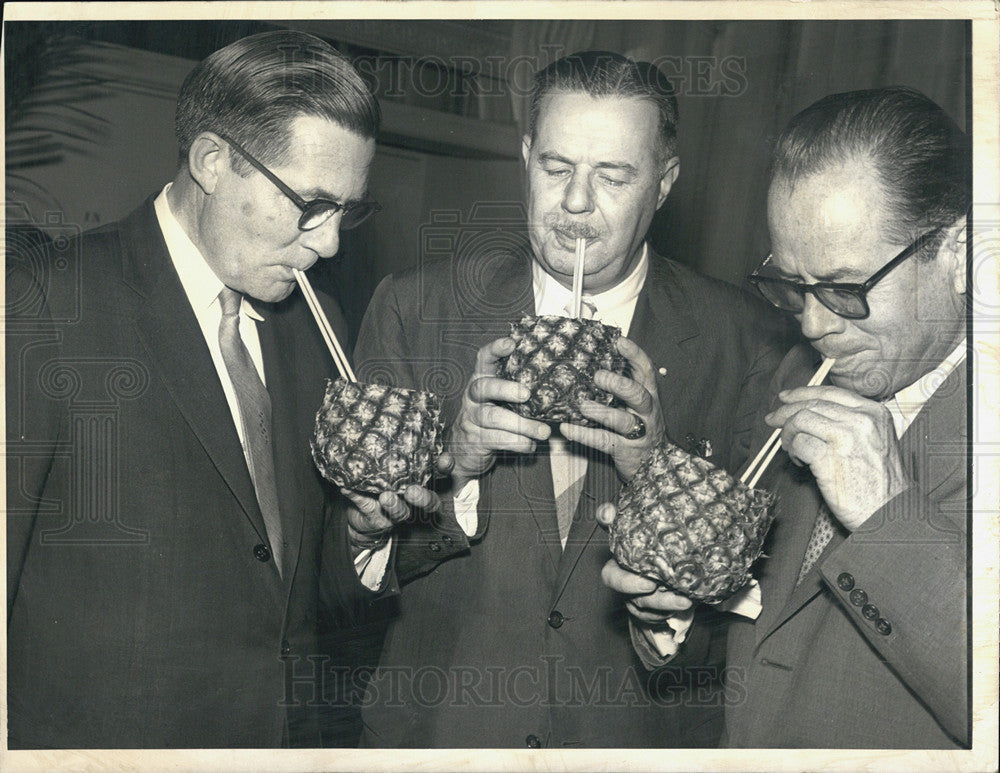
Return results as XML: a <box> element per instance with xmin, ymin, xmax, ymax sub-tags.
<box><xmin>218</xmin><ymin>288</ymin><xmax>283</xmax><ymax>576</ymax></box>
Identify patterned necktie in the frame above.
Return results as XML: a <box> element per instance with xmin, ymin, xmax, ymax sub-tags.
<box><xmin>218</xmin><ymin>288</ymin><xmax>283</xmax><ymax>576</ymax></box>
<box><xmin>551</xmin><ymin>297</ymin><xmax>598</xmax><ymax>548</ymax></box>
<box><xmin>796</xmin><ymin>501</ymin><xmax>841</xmax><ymax>585</ymax></box>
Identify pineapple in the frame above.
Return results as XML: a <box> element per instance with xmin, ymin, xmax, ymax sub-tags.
<box><xmin>610</xmin><ymin>440</ymin><xmax>775</xmax><ymax>604</ymax></box>
<box><xmin>311</xmin><ymin>379</ymin><xmax>444</xmax><ymax>494</ymax></box>
<box><xmin>497</xmin><ymin>314</ymin><xmax>629</xmax><ymax>426</ymax></box>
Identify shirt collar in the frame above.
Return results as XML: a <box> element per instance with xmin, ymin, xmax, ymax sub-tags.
<box><xmin>886</xmin><ymin>338</ymin><xmax>966</xmax><ymax>437</ymax></box>
<box><xmin>153</xmin><ymin>184</ymin><xmax>264</xmax><ymax>321</ymax></box>
<box><xmin>532</xmin><ymin>243</ymin><xmax>648</xmax><ymax>319</ymax></box>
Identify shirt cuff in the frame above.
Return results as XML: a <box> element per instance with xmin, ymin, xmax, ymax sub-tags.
<box><xmin>641</xmin><ymin>606</ymin><xmax>696</xmax><ymax>659</ymax></box>
<box><xmin>354</xmin><ymin>537</ymin><xmax>393</xmax><ymax>591</ymax></box>
<box><xmin>453</xmin><ymin>478</ymin><xmax>480</xmax><ymax>537</ymax></box>
<box><xmin>717</xmin><ymin>578</ymin><xmax>763</xmax><ymax>620</ymax></box>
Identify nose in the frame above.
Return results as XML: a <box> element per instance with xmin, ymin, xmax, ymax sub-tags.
<box><xmin>299</xmin><ymin>214</ymin><xmax>342</xmax><ymax>260</ymax></box>
<box><xmin>561</xmin><ymin>169</ymin><xmax>594</xmax><ymax>215</ymax></box>
<box><xmin>798</xmin><ymin>293</ymin><xmax>847</xmax><ymax>341</ymax></box>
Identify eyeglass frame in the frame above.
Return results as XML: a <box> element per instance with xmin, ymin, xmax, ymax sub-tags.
<box><xmin>215</xmin><ymin>132</ymin><xmax>381</xmax><ymax>231</ymax></box>
<box><xmin>746</xmin><ymin>225</ymin><xmax>946</xmax><ymax>320</ymax></box>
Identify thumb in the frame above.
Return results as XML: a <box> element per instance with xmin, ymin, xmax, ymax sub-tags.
<box><xmin>435</xmin><ymin>451</ymin><xmax>455</xmax><ymax>477</ymax></box>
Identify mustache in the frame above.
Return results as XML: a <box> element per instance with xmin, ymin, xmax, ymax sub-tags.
<box><xmin>543</xmin><ymin>216</ymin><xmax>600</xmax><ymax>239</ymax></box>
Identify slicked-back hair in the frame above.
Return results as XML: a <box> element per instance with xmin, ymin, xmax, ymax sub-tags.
<box><xmin>175</xmin><ymin>30</ymin><xmax>379</xmax><ymax>174</ymax></box>
<box><xmin>527</xmin><ymin>50</ymin><xmax>679</xmax><ymax>167</ymax></box>
<box><xmin>771</xmin><ymin>86</ymin><xmax>970</xmax><ymax>245</ymax></box>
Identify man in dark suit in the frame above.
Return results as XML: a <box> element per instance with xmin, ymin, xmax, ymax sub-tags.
<box><xmin>5</xmin><ymin>30</ymin><xmax>435</xmax><ymax>749</ymax></box>
<box><xmin>604</xmin><ymin>87</ymin><xmax>970</xmax><ymax>748</ymax></box>
<box><xmin>351</xmin><ymin>51</ymin><xmax>791</xmax><ymax>747</ymax></box>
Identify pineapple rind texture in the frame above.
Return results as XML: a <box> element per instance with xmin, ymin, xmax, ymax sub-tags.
<box><xmin>497</xmin><ymin>314</ymin><xmax>628</xmax><ymax>426</ymax></box>
<box><xmin>610</xmin><ymin>441</ymin><xmax>776</xmax><ymax>604</ymax></box>
<box><xmin>311</xmin><ymin>378</ymin><xmax>444</xmax><ymax>494</ymax></box>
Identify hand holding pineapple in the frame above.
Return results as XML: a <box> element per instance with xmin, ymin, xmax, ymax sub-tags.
<box><xmin>342</xmin><ymin>467</ymin><xmax>453</xmax><ymax>556</ymax></box>
<box><xmin>447</xmin><ymin>337</ymin><xmax>553</xmax><ymax>489</ymax></box>
<box><xmin>765</xmin><ymin>384</ymin><xmax>911</xmax><ymax>531</ymax></box>
<box><xmin>559</xmin><ymin>336</ymin><xmax>666</xmax><ymax>480</ymax></box>
<box><xmin>598</xmin><ymin>500</ymin><xmax>694</xmax><ymax>624</ymax></box>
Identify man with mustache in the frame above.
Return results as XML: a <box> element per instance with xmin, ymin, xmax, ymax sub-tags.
<box><xmin>602</xmin><ymin>86</ymin><xmax>970</xmax><ymax>748</ymax></box>
<box><xmin>350</xmin><ymin>50</ymin><xmax>791</xmax><ymax>747</ymax></box>
<box><xmin>6</xmin><ymin>31</ymin><xmax>439</xmax><ymax>748</ymax></box>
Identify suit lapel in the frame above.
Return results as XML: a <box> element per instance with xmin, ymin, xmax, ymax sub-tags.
<box><xmin>551</xmin><ymin>452</ymin><xmax>617</xmax><ymax>604</ymax></box>
<box><xmin>121</xmin><ymin>199</ymin><xmax>280</xmax><ymax>576</ymax></box>
<box><xmin>257</xmin><ymin>301</ymin><xmax>314</xmax><ymax>593</ymax></box>
<box><xmin>755</xmin><ymin>361</ymin><xmax>967</xmax><ymax>645</ymax></box>
<box><xmin>627</xmin><ymin>255</ymin><xmax>701</xmax><ymax>394</ymax></box>
<box><xmin>468</xmin><ymin>248</ymin><xmax>535</xmax><ymax>336</ymax></box>
<box><xmin>468</xmin><ymin>248</ymin><xmax>565</xmax><ymax>564</ymax></box>
<box><xmin>752</xmin><ymin>459</ymin><xmax>831</xmax><ymax>643</ymax></box>
<box><xmin>896</xmin><ymin>364</ymin><xmax>967</xmax><ymax>497</ymax></box>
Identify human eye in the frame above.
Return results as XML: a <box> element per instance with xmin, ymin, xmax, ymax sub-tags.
<box><xmin>599</xmin><ymin>175</ymin><xmax>627</xmax><ymax>188</ymax></box>
<box><xmin>542</xmin><ymin>164</ymin><xmax>570</xmax><ymax>178</ymax></box>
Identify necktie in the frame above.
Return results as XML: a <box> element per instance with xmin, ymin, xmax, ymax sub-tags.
<box><xmin>218</xmin><ymin>288</ymin><xmax>283</xmax><ymax>576</ymax></box>
<box><xmin>551</xmin><ymin>296</ymin><xmax>598</xmax><ymax>548</ymax></box>
<box><xmin>796</xmin><ymin>501</ymin><xmax>841</xmax><ymax>585</ymax></box>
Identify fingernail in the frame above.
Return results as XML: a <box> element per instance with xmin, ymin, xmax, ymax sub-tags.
<box><xmin>778</xmin><ymin>390</ymin><xmax>789</xmax><ymax>399</ymax></box>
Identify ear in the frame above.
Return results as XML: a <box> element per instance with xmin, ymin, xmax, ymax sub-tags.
<box><xmin>187</xmin><ymin>132</ymin><xmax>227</xmax><ymax>196</ymax></box>
<box><xmin>939</xmin><ymin>214</ymin><xmax>967</xmax><ymax>295</ymax></box>
<box><xmin>656</xmin><ymin>156</ymin><xmax>680</xmax><ymax>209</ymax></box>
<box><xmin>521</xmin><ymin>134</ymin><xmax>532</xmax><ymax>171</ymax></box>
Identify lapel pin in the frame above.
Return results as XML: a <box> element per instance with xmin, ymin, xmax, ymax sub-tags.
<box><xmin>684</xmin><ymin>433</ymin><xmax>713</xmax><ymax>458</ymax></box>
<box><xmin>657</xmin><ymin>366</ymin><xmax>667</xmax><ymax>377</ymax></box>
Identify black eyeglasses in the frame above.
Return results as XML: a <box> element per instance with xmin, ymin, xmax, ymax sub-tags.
<box><xmin>216</xmin><ymin>133</ymin><xmax>381</xmax><ymax>231</ymax></box>
<box><xmin>747</xmin><ymin>226</ymin><xmax>945</xmax><ymax>320</ymax></box>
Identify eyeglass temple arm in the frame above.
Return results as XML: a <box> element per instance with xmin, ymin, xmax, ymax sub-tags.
<box><xmin>860</xmin><ymin>225</ymin><xmax>946</xmax><ymax>291</ymax></box>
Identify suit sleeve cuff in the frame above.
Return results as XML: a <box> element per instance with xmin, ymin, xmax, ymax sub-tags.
<box><xmin>452</xmin><ymin>478</ymin><xmax>480</xmax><ymax>537</ymax></box>
<box><xmin>354</xmin><ymin>537</ymin><xmax>394</xmax><ymax>591</ymax></box>
<box><xmin>629</xmin><ymin>607</ymin><xmax>696</xmax><ymax>669</ymax></box>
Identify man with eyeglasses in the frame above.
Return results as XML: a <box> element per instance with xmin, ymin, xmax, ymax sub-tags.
<box><xmin>601</xmin><ymin>86</ymin><xmax>969</xmax><ymax>748</ymax></box>
<box><xmin>6</xmin><ymin>31</ymin><xmax>438</xmax><ymax>748</ymax></box>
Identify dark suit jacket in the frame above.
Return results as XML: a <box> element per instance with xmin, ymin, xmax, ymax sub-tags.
<box><xmin>724</xmin><ymin>344</ymin><xmax>968</xmax><ymax>748</ymax></box>
<box><xmin>5</xmin><ymin>198</ymin><xmax>386</xmax><ymax>748</ymax></box>
<box><xmin>352</xmin><ymin>240</ymin><xmax>793</xmax><ymax>747</ymax></box>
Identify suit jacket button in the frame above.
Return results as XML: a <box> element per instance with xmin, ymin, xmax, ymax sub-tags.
<box><xmin>836</xmin><ymin>572</ymin><xmax>855</xmax><ymax>591</ymax></box>
<box><xmin>442</xmin><ymin>534</ymin><xmax>454</xmax><ymax>545</ymax></box>
<box><xmin>281</xmin><ymin>640</ymin><xmax>291</xmax><ymax>657</ymax></box>
<box><xmin>525</xmin><ymin>734</ymin><xmax>542</xmax><ymax>748</ymax></box>
<box><xmin>876</xmin><ymin>618</ymin><xmax>892</xmax><ymax>635</ymax></box>
<box><xmin>862</xmin><ymin>603</ymin><xmax>879</xmax><ymax>621</ymax></box>
<box><xmin>849</xmin><ymin>588</ymin><xmax>868</xmax><ymax>606</ymax></box>
<box><xmin>253</xmin><ymin>543</ymin><xmax>272</xmax><ymax>562</ymax></box>
<box><xmin>547</xmin><ymin>610</ymin><xmax>564</xmax><ymax>629</ymax></box>
<box><xmin>428</xmin><ymin>541</ymin><xmax>441</xmax><ymax>553</ymax></box>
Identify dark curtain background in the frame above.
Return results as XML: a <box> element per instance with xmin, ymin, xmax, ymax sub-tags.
<box><xmin>509</xmin><ymin>19</ymin><xmax>968</xmax><ymax>283</ymax></box>
<box><xmin>5</xmin><ymin>19</ymin><xmax>969</xmax><ymax>336</ymax></box>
